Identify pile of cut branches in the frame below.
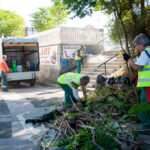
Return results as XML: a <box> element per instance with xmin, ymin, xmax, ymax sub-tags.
<box><xmin>27</xmin><ymin>86</ymin><xmax>150</xmax><ymax>150</ymax></box>
<box><xmin>83</xmin><ymin>87</ymin><xmax>140</xmax><ymax>123</ymax></box>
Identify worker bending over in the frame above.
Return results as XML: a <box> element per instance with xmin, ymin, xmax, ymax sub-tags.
<box><xmin>57</xmin><ymin>72</ymin><xmax>90</xmax><ymax>108</ymax></box>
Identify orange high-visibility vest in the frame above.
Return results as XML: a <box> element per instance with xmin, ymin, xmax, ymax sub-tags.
<box><xmin>0</xmin><ymin>60</ymin><xmax>10</xmax><ymax>74</ymax></box>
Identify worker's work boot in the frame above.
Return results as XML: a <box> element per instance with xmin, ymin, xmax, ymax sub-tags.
<box><xmin>2</xmin><ymin>89</ymin><xmax>9</xmax><ymax>92</ymax></box>
<box><xmin>64</xmin><ymin>103</ymin><xmax>72</xmax><ymax>108</ymax></box>
<box><xmin>140</xmin><ymin>124</ymin><xmax>150</xmax><ymax>130</ymax></box>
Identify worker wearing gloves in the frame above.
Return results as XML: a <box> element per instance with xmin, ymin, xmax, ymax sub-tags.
<box><xmin>57</xmin><ymin>72</ymin><xmax>90</xmax><ymax>108</ymax></box>
<box><xmin>123</xmin><ymin>33</ymin><xmax>150</xmax><ymax>130</ymax></box>
<box><xmin>75</xmin><ymin>45</ymin><xmax>85</xmax><ymax>73</ymax></box>
<box><xmin>0</xmin><ymin>55</ymin><xmax>10</xmax><ymax>91</ymax></box>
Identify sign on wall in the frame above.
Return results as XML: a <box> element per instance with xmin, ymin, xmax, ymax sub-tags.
<box><xmin>40</xmin><ymin>46</ymin><xmax>57</xmax><ymax>65</ymax></box>
<box><xmin>63</xmin><ymin>45</ymin><xmax>80</xmax><ymax>58</ymax></box>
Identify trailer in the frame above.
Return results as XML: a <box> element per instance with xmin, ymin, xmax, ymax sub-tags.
<box><xmin>0</xmin><ymin>37</ymin><xmax>40</xmax><ymax>86</ymax></box>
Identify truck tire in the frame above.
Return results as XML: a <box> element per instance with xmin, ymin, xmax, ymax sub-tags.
<box><xmin>29</xmin><ymin>79</ymin><xmax>36</xmax><ymax>86</ymax></box>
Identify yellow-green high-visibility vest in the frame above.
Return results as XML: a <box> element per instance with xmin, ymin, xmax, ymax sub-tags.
<box><xmin>137</xmin><ymin>47</ymin><xmax>150</xmax><ymax>87</ymax></box>
<box><xmin>57</xmin><ymin>72</ymin><xmax>83</xmax><ymax>88</ymax></box>
<box><xmin>75</xmin><ymin>49</ymin><xmax>83</xmax><ymax>60</ymax></box>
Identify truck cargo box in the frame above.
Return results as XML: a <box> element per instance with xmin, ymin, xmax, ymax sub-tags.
<box><xmin>0</xmin><ymin>37</ymin><xmax>40</xmax><ymax>86</ymax></box>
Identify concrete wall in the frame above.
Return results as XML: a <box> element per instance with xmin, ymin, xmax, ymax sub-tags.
<box><xmin>38</xmin><ymin>44</ymin><xmax>61</xmax><ymax>83</ymax></box>
<box><xmin>28</xmin><ymin>27</ymin><xmax>104</xmax><ymax>83</ymax></box>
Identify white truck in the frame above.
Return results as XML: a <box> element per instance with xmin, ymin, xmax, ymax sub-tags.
<box><xmin>0</xmin><ymin>37</ymin><xmax>40</xmax><ymax>86</ymax></box>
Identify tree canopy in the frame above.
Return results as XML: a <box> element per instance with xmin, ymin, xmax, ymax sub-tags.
<box><xmin>0</xmin><ymin>9</ymin><xmax>25</xmax><ymax>37</ymax></box>
<box><xmin>55</xmin><ymin>0</ymin><xmax>150</xmax><ymax>48</ymax></box>
<box><xmin>31</xmin><ymin>0</ymin><xmax>69</xmax><ymax>31</ymax></box>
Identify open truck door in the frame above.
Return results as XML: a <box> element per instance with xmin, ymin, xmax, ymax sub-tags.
<box><xmin>0</xmin><ymin>37</ymin><xmax>40</xmax><ymax>86</ymax></box>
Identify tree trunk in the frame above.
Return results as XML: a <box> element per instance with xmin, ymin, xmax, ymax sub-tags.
<box><xmin>140</xmin><ymin>0</ymin><xmax>146</xmax><ymax>33</ymax></box>
<box><xmin>112</xmin><ymin>0</ymin><xmax>130</xmax><ymax>54</ymax></box>
<box><xmin>129</xmin><ymin>0</ymin><xmax>137</xmax><ymax>38</ymax></box>
<box><xmin>112</xmin><ymin>0</ymin><xmax>139</xmax><ymax>102</ymax></box>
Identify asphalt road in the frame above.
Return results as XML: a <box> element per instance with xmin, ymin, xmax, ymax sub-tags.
<box><xmin>0</xmin><ymin>83</ymin><xmax>64</xmax><ymax>150</ymax></box>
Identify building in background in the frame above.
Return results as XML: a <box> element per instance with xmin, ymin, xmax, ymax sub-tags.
<box><xmin>24</xmin><ymin>27</ymin><xmax>38</xmax><ymax>37</ymax></box>
<box><xmin>28</xmin><ymin>27</ymin><xmax>104</xmax><ymax>82</ymax></box>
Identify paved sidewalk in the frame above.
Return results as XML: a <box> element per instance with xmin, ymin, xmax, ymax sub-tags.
<box><xmin>0</xmin><ymin>92</ymin><xmax>38</xmax><ymax>150</ymax></box>
<box><xmin>0</xmin><ymin>83</ymin><xmax>86</xmax><ymax>150</ymax></box>
<box><xmin>0</xmin><ymin>88</ymin><xmax>62</xmax><ymax>150</ymax></box>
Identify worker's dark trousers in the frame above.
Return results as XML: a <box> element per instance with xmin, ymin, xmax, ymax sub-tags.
<box><xmin>140</xmin><ymin>87</ymin><xmax>150</xmax><ymax>129</ymax></box>
<box><xmin>1</xmin><ymin>71</ymin><xmax>8</xmax><ymax>91</ymax></box>
<box><xmin>75</xmin><ymin>60</ymin><xmax>82</xmax><ymax>73</ymax></box>
<box><xmin>58</xmin><ymin>83</ymin><xmax>76</xmax><ymax>107</ymax></box>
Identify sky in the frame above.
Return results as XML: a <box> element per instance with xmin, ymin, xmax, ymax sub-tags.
<box><xmin>0</xmin><ymin>0</ymin><xmax>109</xmax><ymax>30</ymax></box>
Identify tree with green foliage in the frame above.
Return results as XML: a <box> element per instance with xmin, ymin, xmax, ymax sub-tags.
<box><xmin>31</xmin><ymin>0</ymin><xmax>69</xmax><ymax>31</ymax></box>
<box><xmin>0</xmin><ymin>9</ymin><xmax>25</xmax><ymax>37</ymax></box>
<box><xmin>56</xmin><ymin>0</ymin><xmax>150</xmax><ymax>51</ymax></box>
<box><xmin>108</xmin><ymin>19</ymin><xmax>124</xmax><ymax>43</ymax></box>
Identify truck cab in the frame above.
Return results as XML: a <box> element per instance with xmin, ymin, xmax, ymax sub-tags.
<box><xmin>0</xmin><ymin>37</ymin><xmax>40</xmax><ymax>86</ymax></box>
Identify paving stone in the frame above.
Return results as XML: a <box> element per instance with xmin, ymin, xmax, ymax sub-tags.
<box><xmin>27</xmin><ymin>97</ymin><xmax>62</xmax><ymax>108</ymax></box>
<box><xmin>0</xmin><ymin>122</ymin><xmax>12</xmax><ymax>138</ymax></box>
<box><xmin>35</xmin><ymin>89</ymin><xmax>61</xmax><ymax>96</ymax></box>
<box><xmin>14</xmin><ymin>139</ymin><xmax>37</xmax><ymax>150</ymax></box>
<box><xmin>0</xmin><ymin>100</ymin><xmax>10</xmax><ymax>115</ymax></box>
<box><xmin>47</xmin><ymin>147</ymin><xmax>66</xmax><ymax>150</ymax></box>
<box><xmin>0</xmin><ymin>114</ymin><xmax>12</xmax><ymax>122</ymax></box>
<box><xmin>0</xmin><ymin>138</ymin><xmax>13</xmax><ymax>150</ymax></box>
<box><xmin>0</xmin><ymin>144</ymin><xmax>12</xmax><ymax>150</ymax></box>
<box><xmin>0</xmin><ymin>138</ymin><xmax>36</xmax><ymax>150</ymax></box>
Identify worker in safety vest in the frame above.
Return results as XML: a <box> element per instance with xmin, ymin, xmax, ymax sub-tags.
<box><xmin>123</xmin><ymin>33</ymin><xmax>150</xmax><ymax>130</ymax></box>
<box><xmin>57</xmin><ymin>72</ymin><xmax>90</xmax><ymax>108</ymax></box>
<box><xmin>75</xmin><ymin>45</ymin><xmax>85</xmax><ymax>73</ymax></box>
<box><xmin>0</xmin><ymin>55</ymin><xmax>10</xmax><ymax>91</ymax></box>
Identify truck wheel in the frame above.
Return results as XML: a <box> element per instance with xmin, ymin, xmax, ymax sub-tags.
<box><xmin>29</xmin><ymin>79</ymin><xmax>36</xmax><ymax>86</ymax></box>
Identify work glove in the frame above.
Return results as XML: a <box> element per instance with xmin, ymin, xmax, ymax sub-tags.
<box><xmin>132</xmin><ymin>78</ymin><xmax>136</xmax><ymax>84</ymax></box>
<box><xmin>123</xmin><ymin>53</ymin><xmax>130</xmax><ymax>61</ymax></box>
<box><xmin>81</xmin><ymin>101</ymin><xmax>87</xmax><ymax>107</ymax></box>
<box><xmin>80</xmin><ymin>98</ymin><xmax>87</xmax><ymax>107</ymax></box>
